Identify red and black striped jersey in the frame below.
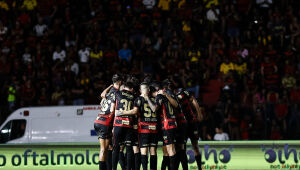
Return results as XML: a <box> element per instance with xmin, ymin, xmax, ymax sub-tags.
<box><xmin>156</xmin><ymin>94</ymin><xmax>177</xmax><ymax>130</ymax></box>
<box><xmin>134</xmin><ymin>96</ymin><xmax>158</xmax><ymax>133</ymax></box>
<box><xmin>176</xmin><ymin>90</ymin><xmax>197</xmax><ymax>123</ymax></box>
<box><xmin>165</xmin><ymin>89</ymin><xmax>187</xmax><ymax>125</ymax></box>
<box><xmin>99</xmin><ymin>87</ymin><xmax>118</xmax><ymax>115</ymax></box>
<box><xmin>94</xmin><ymin>87</ymin><xmax>118</xmax><ymax>126</ymax></box>
<box><xmin>113</xmin><ymin>90</ymin><xmax>135</xmax><ymax>128</ymax></box>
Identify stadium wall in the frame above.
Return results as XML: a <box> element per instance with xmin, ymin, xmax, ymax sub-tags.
<box><xmin>0</xmin><ymin>141</ymin><xmax>299</xmax><ymax>170</ymax></box>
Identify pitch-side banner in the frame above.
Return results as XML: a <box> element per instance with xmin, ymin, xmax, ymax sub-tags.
<box><xmin>0</xmin><ymin>141</ymin><xmax>299</xmax><ymax>170</ymax></box>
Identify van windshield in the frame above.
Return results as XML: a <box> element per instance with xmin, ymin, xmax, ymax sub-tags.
<box><xmin>0</xmin><ymin>119</ymin><xmax>26</xmax><ymax>143</ymax></box>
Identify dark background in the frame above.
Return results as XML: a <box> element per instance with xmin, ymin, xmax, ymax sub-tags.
<box><xmin>0</xmin><ymin>0</ymin><xmax>300</xmax><ymax>140</ymax></box>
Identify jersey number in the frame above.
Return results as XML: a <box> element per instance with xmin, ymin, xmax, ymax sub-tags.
<box><xmin>144</xmin><ymin>103</ymin><xmax>156</xmax><ymax>118</ymax></box>
<box><xmin>100</xmin><ymin>98</ymin><xmax>109</xmax><ymax>111</ymax></box>
<box><xmin>168</xmin><ymin>102</ymin><xmax>174</xmax><ymax>115</ymax></box>
<box><xmin>120</xmin><ymin>99</ymin><xmax>132</xmax><ymax>111</ymax></box>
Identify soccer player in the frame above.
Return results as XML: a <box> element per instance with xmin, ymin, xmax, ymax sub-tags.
<box><xmin>117</xmin><ymin>82</ymin><xmax>159</xmax><ymax>170</ymax></box>
<box><xmin>132</xmin><ymin>113</ymin><xmax>141</xmax><ymax>170</ymax></box>
<box><xmin>162</xmin><ymin>79</ymin><xmax>188</xmax><ymax>170</ymax></box>
<box><xmin>176</xmin><ymin>88</ymin><xmax>203</xmax><ymax>170</ymax></box>
<box><xmin>111</xmin><ymin>76</ymin><xmax>138</xmax><ymax>170</ymax></box>
<box><xmin>94</xmin><ymin>74</ymin><xmax>122</xmax><ymax>170</ymax></box>
<box><xmin>151</xmin><ymin>82</ymin><xmax>178</xmax><ymax>170</ymax></box>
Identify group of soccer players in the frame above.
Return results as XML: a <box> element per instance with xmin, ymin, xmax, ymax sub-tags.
<box><xmin>94</xmin><ymin>74</ymin><xmax>203</xmax><ymax>170</ymax></box>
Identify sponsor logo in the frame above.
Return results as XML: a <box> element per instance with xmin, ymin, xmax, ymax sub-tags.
<box><xmin>187</xmin><ymin>144</ymin><xmax>233</xmax><ymax>164</ymax></box>
<box><xmin>262</xmin><ymin>144</ymin><xmax>299</xmax><ymax>164</ymax></box>
<box><xmin>0</xmin><ymin>149</ymin><xmax>98</xmax><ymax>167</ymax></box>
<box><xmin>262</xmin><ymin>144</ymin><xmax>300</xmax><ymax>170</ymax></box>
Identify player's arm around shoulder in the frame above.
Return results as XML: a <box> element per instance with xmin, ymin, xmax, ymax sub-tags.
<box><xmin>159</xmin><ymin>90</ymin><xmax>178</xmax><ymax>108</ymax></box>
<box><xmin>117</xmin><ymin>107</ymin><xmax>138</xmax><ymax>116</ymax></box>
<box><xmin>145</xmin><ymin>96</ymin><xmax>157</xmax><ymax>112</ymax></box>
<box><xmin>100</xmin><ymin>84</ymin><xmax>113</xmax><ymax>98</ymax></box>
<box><xmin>116</xmin><ymin>96</ymin><xmax>139</xmax><ymax>116</ymax></box>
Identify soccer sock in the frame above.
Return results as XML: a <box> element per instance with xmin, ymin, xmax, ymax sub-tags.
<box><xmin>150</xmin><ymin>155</ymin><xmax>157</xmax><ymax>170</ymax></box>
<box><xmin>132</xmin><ymin>154</ymin><xmax>135</xmax><ymax>170</ymax></box>
<box><xmin>195</xmin><ymin>154</ymin><xmax>202</xmax><ymax>170</ymax></box>
<box><xmin>106</xmin><ymin>150</ymin><xmax>112</xmax><ymax>170</ymax></box>
<box><xmin>99</xmin><ymin>161</ymin><xmax>107</xmax><ymax>170</ymax></box>
<box><xmin>141</xmin><ymin>154</ymin><xmax>148</xmax><ymax>170</ymax></box>
<box><xmin>126</xmin><ymin>146</ymin><xmax>134</xmax><ymax>170</ymax></box>
<box><xmin>112</xmin><ymin>145</ymin><xmax>120</xmax><ymax>170</ymax></box>
<box><xmin>119</xmin><ymin>151</ymin><xmax>126</xmax><ymax>170</ymax></box>
<box><xmin>180</xmin><ymin>150</ymin><xmax>188</xmax><ymax>170</ymax></box>
<box><xmin>135</xmin><ymin>152</ymin><xmax>141</xmax><ymax>170</ymax></box>
<box><xmin>169</xmin><ymin>155</ymin><xmax>176</xmax><ymax>170</ymax></box>
<box><xmin>175</xmin><ymin>151</ymin><xmax>180</xmax><ymax>170</ymax></box>
<box><xmin>161</xmin><ymin>156</ymin><xmax>169</xmax><ymax>170</ymax></box>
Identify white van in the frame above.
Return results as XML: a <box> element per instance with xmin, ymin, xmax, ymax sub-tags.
<box><xmin>0</xmin><ymin>105</ymin><xmax>101</xmax><ymax>144</ymax></box>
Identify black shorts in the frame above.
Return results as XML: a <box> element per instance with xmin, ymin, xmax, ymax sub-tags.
<box><xmin>162</xmin><ymin>128</ymin><xmax>176</xmax><ymax>146</ymax></box>
<box><xmin>113</xmin><ymin>126</ymin><xmax>135</xmax><ymax>146</ymax></box>
<box><xmin>157</xmin><ymin>129</ymin><xmax>163</xmax><ymax>142</ymax></box>
<box><xmin>187</xmin><ymin>122</ymin><xmax>199</xmax><ymax>141</ymax></box>
<box><xmin>138</xmin><ymin>133</ymin><xmax>158</xmax><ymax>148</ymax></box>
<box><xmin>176</xmin><ymin>123</ymin><xmax>187</xmax><ymax>144</ymax></box>
<box><xmin>94</xmin><ymin>123</ymin><xmax>112</xmax><ymax>139</ymax></box>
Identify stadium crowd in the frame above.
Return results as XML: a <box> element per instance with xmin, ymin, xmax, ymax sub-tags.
<box><xmin>0</xmin><ymin>0</ymin><xmax>300</xmax><ymax>140</ymax></box>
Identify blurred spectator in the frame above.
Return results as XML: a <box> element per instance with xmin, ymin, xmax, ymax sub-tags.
<box><xmin>206</xmin><ymin>4</ymin><xmax>219</xmax><ymax>22</ymax></box>
<box><xmin>53</xmin><ymin>46</ymin><xmax>66</xmax><ymax>62</ymax></box>
<box><xmin>0</xmin><ymin>1</ymin><xmax>9</xmax><ymax>11</ymax></box>
<box><xmin>289</xmin><ymin>17</ymin><xmax>300</xmax><ymax>45</ymax></box>
<box><xmin>256</xmin><ymin>0</ymin><xmax>272</xmax><ymax>9</ymax></box>
<box><xmin>226</xmin><ymin>103</ymin><xmax>240</xmax><ymax>140</ymax></box>
<box><xmin>226</xmin><ymin>4</ymin><xmax>240</xmax><ymax>46</ymax></box>
<box><xmin>282</xmin><ymin>73</ymin><xmax>296</xmax><ymax>89</ymax></box>
<box><xmin>37</xmin><ymin>87</ymin><xmax>49</xmax><ymax>105</ymax></box>
<box><xmin>34</xmin><ymin>17</ymin><xmax>47</xmax><ymax>37</ymax></box>
<box><xmin>71</xmin><ymin>79</ymin><xmax>85</xmax><ymax>105</ymax></box>
<box><xmin>22</xmin><ymin>0</ymin><xmax>37</xmax><ymax>11</ymax></box>
<box><xmin>0</xmin><ymin>21</ymin><xmax>8</xmax><ymax>41</ymax></box>
<box><xmin>275</xmin><ymin>99</ymin><xmax>288</xmax><ymax>120</ymax></box>
<box><xmin>235</xmin><ymin>58</ymin><xmax>247</xmax><ymax>76</ymax></box>
<box><xmin>7</xmin><ymin>84</ymin><xmax>16</xmax><ymax>112</ymax></box>
<box><xmin>251</xmin><ymin>107</ymin><xmax>266</xmax><ymax>139</ymax></box>
<box><xmin>20</xmin><ymin>80</ymin><xmax>35</xmax><ymax>106</ymax></box>
<box><xmin>22</xmin><ymin>47</ymin><xmax>32</xmax><ymax>63</ymax></box>
<box><xmin>204</xmin><ymin>0</ymin><xmax>219</xmax><ymax>9</ymax></box>
<box><xmin>220</xmin><ymin>58</ymin><xmax>234</xmax><ymax>75</ymax></box>
<box><xmin>51</xmin><ymin>86</ymin><xmax>65</xmax><ymax>105</ymax></box>
<box><xmin>214</xmin><ymin>125</ymin><xmax>229</xmax><ymax>141</ymax></box>
<box><xmin>270</xmin><ymin>123</ymin><xmax>282</xmax><ymax>140</ymax></box>
<box><xmin>118</xmin><ymin>43</ymin><xmax>132</xmax><ymax>62</ymax></box>
<box><xmin>78</xmin><ymin>45</ymin><xmax>90</xmax><ymax>63</ymax></box>
<box><xmin>0</xmin><ymin>0</ymin><xmax>299</xmax><ymax>140</ymax></box>
<box><xmin>287</xmin><ymin>105</ymin><xmax>300</xmax><ymax>139</ymax></box>
<box><xmin>240</xmin><ymin>114</ymin><xmax>251</xmax><ymax>140</ymax></box>
<box><xmin>143</xmin><ymin>0</ymin><xmax>155</xmax><ymax>10</ymax></box>
<box><xmin>158</xmin><ymin>0</ymin><xmax>171</xmax><ymax>11</ymax></box>
<box><xmin>290</xmin><ymin>86</ymin><xmax>300</xmax><ymax>103</ymax></box>
<box><xmin>90</xmin><ymin>44</ymin><xmax>103</xmax><ymax>60</ymax></box>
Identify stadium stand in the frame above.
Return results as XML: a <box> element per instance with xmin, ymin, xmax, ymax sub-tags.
<box><xmin>0</xmin><ymin>0</ymin><xmax>300</xmax><ymax>140</ymax></box>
